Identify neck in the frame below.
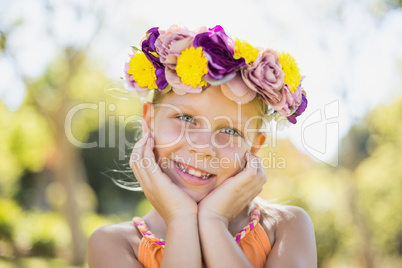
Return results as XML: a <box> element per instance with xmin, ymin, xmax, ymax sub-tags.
<box><xmin>228</xmin><ymin>204</ymin><xmax>253</xmax><ymax>236</ymax></box>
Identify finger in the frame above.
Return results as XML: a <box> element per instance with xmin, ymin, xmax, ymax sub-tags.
<box><xmin>137</xmin><ymin>136</ymin><xmax>159</xmax><ymax>186</ymax></box>
<box><xmin>143</xmin><ymin>135</ymin><xmax>168</xmax><ymax>182</ymax></box>
<box><xmin>232</xmin><ymin>152</ymin><xmax>259</xmax><ymax>186</ymax></box>
<box><xmin>246</xmin><ymin>153</ymin><xmax>263</xmax><ymax>178</ymax></box>
<box><xmin>133</xmin><ymin>132</ymin><xmax>149</xmax><ymax>150</ymax></box>
<box><xmin>130</xmin><ymin>133</ymin><xmax>152</xmax><ymax>185</ymax></box>
<box><xmin>236</xmin><ymin>153</ymin><xmax>266</xmax><ymax>189</ymax></box>
<box><xmin>238</xmin><ymin>173</ymin><xmax>265</xmax><ymax>197</ymax></box>
<box><xmin>131</xmin><ymin>133</ymin><xmax>150</xmax><ymax>173</ymax></box>
<box><xmin>130</xmin><ymin>132</ymin><xmax>149</xmax><ymax>164</ymax></box>
<box><xmin>246</xmin><ymin>156</ymin><xmax>267</xmax><ymax>188</ymax></box>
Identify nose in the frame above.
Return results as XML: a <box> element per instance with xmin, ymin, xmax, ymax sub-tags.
<box><xmin>186</xmin><ymin>129</ymin><xmax>217</xmax><ymax>158</ymax></box>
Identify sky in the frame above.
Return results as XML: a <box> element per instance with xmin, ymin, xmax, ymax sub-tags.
<box><xmin>1</xmin><ymin>0</ymin><xmax>402</xmax><ymax>166</ymax></box>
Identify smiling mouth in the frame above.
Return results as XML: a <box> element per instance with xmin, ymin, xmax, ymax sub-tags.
<box><xmin>175</xmin><ymin>162</ymin><xmax>214</xmax><ymax>180</ymax></box>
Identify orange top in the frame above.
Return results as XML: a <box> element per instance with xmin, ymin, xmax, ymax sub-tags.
<box><xmin>133</xmin><ymin>207</ymin><xmax>271</xmax><ymax>268</ymax></box>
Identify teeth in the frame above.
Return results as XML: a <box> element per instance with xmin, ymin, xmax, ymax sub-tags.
<box><xmin>176</xmin><ymin>162</ymin><xmax>212</xmax><ymax>179</ymax></box>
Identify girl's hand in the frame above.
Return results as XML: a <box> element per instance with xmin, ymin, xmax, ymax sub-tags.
<box><xmin>198</xmin><ymin>152</ymin><xmax>267</xmax><ymax>226</ymax></box>
<box><xmin>130</xmin><ymin>133</ymin><xmax>198</xmax><ymax>224</ymax></box>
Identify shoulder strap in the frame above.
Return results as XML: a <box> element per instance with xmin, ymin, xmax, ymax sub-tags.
<box><xmin>133</xmin><ymin>206</ymin><xmax>260</xmax><ymax>246</ymax></box>
<box><xmin>234</xmin><ymin>206</ymin><xmax>261</xmax><ymax>243</ymax></box>
<box><xmin>133</xmin><ymin>217</ymin><xmax>165</xmax><ymax>247</ymax></box>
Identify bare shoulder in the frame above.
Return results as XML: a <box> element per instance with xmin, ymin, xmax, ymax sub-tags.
<box><xmin>259</xmin><ymin>203</ymin><xmax>317</xmax><ymax>268</ymax></box>
<box><xmin>271</xmin><ymin>205</ymin><xmax>315</xmax><ymax>242</ymax></box>
<box><xmin>89</xmin><ymin>221</ymin><xmax>142</xmax><ymax>249</ymax></box>
<box><xmin>258</xmin><ymin>202</ymin><xmax>314</xmax><ymax>235</ymax></box>
<box><xmin>87</xmin><ymin>221</ymin><xmax>143</xmax><ymax>268</ymax></box>
<box><xmin>263</xmin><ymin>204</ymin><xmax>314</xmax><ymax>229</ymax></box>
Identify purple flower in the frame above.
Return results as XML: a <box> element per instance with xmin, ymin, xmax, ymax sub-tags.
<box><xmin>141</xmin><ymin>27</ymin><xmax>160</xmax><ymax>65</ymax></box>
<box><xmin>194</xmin><ymin>25</ymin><xmax>246</xmax><ymax>83</ymax></box>
<box><xmin>141</xmin><ymin>27</ymin><xmax>168</xmax><ymax>90</ymax></box>
<box><xmin>287</xmin><ymin>94</ymin><xmax>308</xmax><ymax>124</ymax></box>
<box><xmin>241</xmin><ymin>49</ymin><xmax>285</xmax><ymax>106</ymax></box>
<box><xmin>275</xmin><ymin>80</ymin><xmax>303</xmax><ymax>116</ymax></box>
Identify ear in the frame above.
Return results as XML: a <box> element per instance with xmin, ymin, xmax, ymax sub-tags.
<box><xmin>250</xmin><ymin>132</ymin><xmax>266</xmax><ymax>154</ymax></box>
<box><xmin>142</xmin><ymin>102</ymin><xmax>154</xmax><ymax>135</ymax></box>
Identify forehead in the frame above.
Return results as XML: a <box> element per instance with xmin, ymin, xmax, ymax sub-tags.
<box><xmin>161</xmin><ymin>86</ymin><xmax>258</xmax><ymax>113</ymax></box>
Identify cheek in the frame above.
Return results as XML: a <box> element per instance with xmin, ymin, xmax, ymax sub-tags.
<box><xmin>218</xmin><ymin>146</ymin><xmax>248</xmax><ymax>173</ymax></box>
<box><xmin>154</xmin><ymin>123</ymin><xmax>184</xmax><ymax>148</ymax></box>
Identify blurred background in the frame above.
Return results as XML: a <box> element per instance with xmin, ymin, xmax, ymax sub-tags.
<box><xmin>1</xmin><ymin>0</ymin><xmax>402</xmax><ymax>267</ymax></box>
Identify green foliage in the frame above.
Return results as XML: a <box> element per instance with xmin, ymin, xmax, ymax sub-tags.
<box><xmin>0</xmin><ymin>257</ymin><xmax>84</xmax><ymax>268</ymax></box>
<box><xmin>354</xmin><ymin>99</ymin><xmax>402</xmax><ymax>256</ymax></box>
<box><xmin>14</xmin><ymin>211</ymin><xmax>69</xmax><ymax>257</ymax></box>
<box><xmin>0</xmin><ymin>199</ymin><xmax>22</xmax><ymax>242</ymax></box>
<box><xmin>324</xmin><ymin>98</ymin><xmax>402</xmax><ymax>265</ymax></box>
<box><xmin>314</xmin><ymin>211</ymin><xmax>342</xmax><ymax>265</ymax></box>
<box><xmin>81</xmin><ymin>212</ymin><xmax>123</xmax><ymax>239</ymax></box>
<box><xmin>259</xmin><ymin>98</ymin><xmax>402</xmax><ymax>266</ymax></box>
<box><xmin>0</xmin><ymin>202</ymin><xmax>123</xmax><ymax>260</ymax></box>
<box><xmin>386</xmin><ymin>0</ymin><xmax>402</xmax><ymax>9</ymax></box>
<box><xmin>0</xmin><ymin>102</ymin><xmax>53</xmax><ymax>197</ymax></box>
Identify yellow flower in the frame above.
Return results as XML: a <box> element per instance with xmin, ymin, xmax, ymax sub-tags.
<box><xmin>234</xmin><ymin>39</ymin><xmax>260</xmax><ymax>64</ymax></box>
<box><xmin>127</xmin><ymin>51</ymin><xmax>157</xmax><ymax>89</ymax></box>
<box><xmin>176</xmin><ymin>46</ymin><xmax>208</xmax><ymax>88</ymax></box>
<box><xmin>278</xmin><ymin>52</ymin><xmax>301</xmax><ymax>94</ymax></box>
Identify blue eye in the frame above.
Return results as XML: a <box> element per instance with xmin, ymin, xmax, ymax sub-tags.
<box><xmin>221</xmin><ymin>128</ymin><xmax>241</xmax><ymax>136</ymax></box>
<box><xmin>178</xmin><ymin>114</ymin><xmax>195</xmax><ymax>123</ymax></box>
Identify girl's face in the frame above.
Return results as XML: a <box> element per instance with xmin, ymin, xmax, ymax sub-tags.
<box><xmin>143</xmin><ymin>86</ymin><xmax>266</xmax><ymax>202</ymax></box>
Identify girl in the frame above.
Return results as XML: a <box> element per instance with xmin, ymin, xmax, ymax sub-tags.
<box><xmin>88</xmin><ymin>25</ymin><xmax>316</xmax><ymax>268</ymax></box>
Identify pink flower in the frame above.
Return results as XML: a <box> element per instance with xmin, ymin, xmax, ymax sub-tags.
<box><xmin>275</xmin><ymin>77</ymin><xmax>304</xmax><ymax>116</ymax></box>
<box><xmin>241</xmin><ymin>49</ymin><xmax>285</xmax><ymax>105</ymax></box>
<box><xmin>220</xmin><ymin>73</ymin><xmax>256</xmax><ymax>104</ymax></box>
<box><xmin>155</xmin><ymin>25</ymin><xmax>199</xmax><ymax>69</ymax></box>
<box><xmin>287</xmin><ymin>93</ymin><xmax>307</xmax><ymax>124</ymax></box>
<box><xmin>155</xmin><ymin>25</ymin><xmax>208</xmax><ymax>93</ymax></box>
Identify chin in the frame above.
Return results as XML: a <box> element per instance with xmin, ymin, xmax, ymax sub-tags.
<box><xmin>182</xmin><ymin>187</ymin><xmax>209</xmax><ymax>203</ymax></box>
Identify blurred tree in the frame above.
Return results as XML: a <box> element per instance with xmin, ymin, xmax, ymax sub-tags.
<box><xmin>326</xmin><ymin>98</ymin><xmax>402</xmax><ymax>267</ymax></box>
<box><xmin>355</xmin><ymin>99</ymin><xmax>402</xmax><ymax>258</ymax></box>
<box><xmin>0</xmin><ymin>1</ymin><xmax>143</xmax><ymax>265</ymax></box>
<box><xmin>386</xmin><ymin>0</ymin><xmax>402</xmax><ymax>9</ymax></box>
<box><xmin>338</xmin><ymin>121</ymin><xmax>375</xmax><ymax>267</ymax></box>
<box><xmin>0</xmin><ymin>53</ymin><xmax>109</xmax><ymax>264</ymax></box>
<box><xmin>259</xmin><ymin>97</ymin><xmax>402</xmax><ymax>267</ymax></box>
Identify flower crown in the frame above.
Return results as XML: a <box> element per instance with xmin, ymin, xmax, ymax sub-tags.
<box><xmin>124</xmin><ymin>25</ymin><xmax>308</xmax><ymax>124</ymax></box>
